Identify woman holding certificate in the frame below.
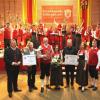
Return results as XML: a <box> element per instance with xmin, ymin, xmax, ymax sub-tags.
<box><xmin>76</xmin><ymin>42</ymin><xmax>88</xmax><ymax>92</ymax></box>
<box><xmin>23</xmin><ymin>41</ymin><xmax>38</xmax><ymax>92</ymax></box>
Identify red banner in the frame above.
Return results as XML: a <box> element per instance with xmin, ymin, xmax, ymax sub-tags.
<box><xmin>42</xmin><ymin>6</ymin><xmax>73</xmax><ymax>23</ymax></box>
<box><xmin>81</xmin><ymin>0</ymin><xmax>88</xmax><ymax>31</ymax></box>
<box><xmin>27</xmin><ymin>0</ymin><xmax>32</xmax><ymax>23</ymax></box>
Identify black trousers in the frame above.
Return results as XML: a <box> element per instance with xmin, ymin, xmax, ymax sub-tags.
<box><xmin>4</xmin><ymin>39</ymin><xmax>10</xmax><ymax>48</ymax></box>
<box><xmin>27</xmin><ymin>65</ymin><xmax>36</xmax><ymax>88</ymax></box>
<box><xmin>89</xmin><ymin>66</ymin><xmax>98</xmax><ymax>79</ymax></box>
<box><xmin>40</xmin><ymin>62</ymin><xmax>50</xmax><ymax>79</ymax></box>
<box><xmin>65</xmin><ymin>65</ymin><xmax>75</xmax><ymax>86</ymax></box>
<box><xmin>6</xmin><ymin>67</ymin><xmax>19</xmax><ymax>93</ymax></box>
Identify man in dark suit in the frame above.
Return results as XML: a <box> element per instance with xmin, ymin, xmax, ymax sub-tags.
<box><xmin>4</xmin><ymin>39</ymin><xmax>22</xmax><ymax>97</ymax></box>
<box><xmin>63</xmin><ymin>39</ymin><xmax>77</xmax><ymax>89</ymax></box>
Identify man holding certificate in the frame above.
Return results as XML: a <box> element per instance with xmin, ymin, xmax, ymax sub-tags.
<box><xmin>63</xmin><ymin>39</ymin><xmax>77</xmax><ymax>89</ymax></box>
<box><xmin>23</xmin><ymin>41</ymin><xmax>37</xmax><ymax>92</ymax></box>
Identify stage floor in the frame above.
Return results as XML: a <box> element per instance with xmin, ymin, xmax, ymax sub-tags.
<box><xmin>0</xmin><ymin>72</ymin><xmax>100</xmax><ymax>100</ymax></box>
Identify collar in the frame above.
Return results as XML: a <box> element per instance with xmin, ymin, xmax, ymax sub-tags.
<box><xmin>11</xmin><ymin>47</ymin><xmax>17</xmax><ymax>50</ymax></box>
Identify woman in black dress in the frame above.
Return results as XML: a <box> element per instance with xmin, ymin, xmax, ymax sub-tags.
<box><xmin>50</xmin><ymin>45</ymin><xmax>63</xmax><ymax>90</ymax></box>
<box><xmin>76</xmin><ymin>42</ymin><xmax>88</xmax><ymax>92</ymax></box>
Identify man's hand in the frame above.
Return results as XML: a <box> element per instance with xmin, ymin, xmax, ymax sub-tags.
<box><xmin>12</xmin><ymin>61</ymin><xmax>21</xmax><ymax>66</ymax></box>
<box><xmin>17</xmin><ymin>61</ymin><xmax>21</xmax><ymax>65</ymax></box>
<box><xmin>12</xmin><ymin>62</ymin><xmax>17</xmax><ymax>66</ymax></box>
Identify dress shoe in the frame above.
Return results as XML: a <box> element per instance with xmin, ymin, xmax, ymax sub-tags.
<box><xmin>81</xmin><ymin>89</ymin><xmax>85</xmax><ymax>92</ymax></box>
<box><xmin>54</xmin><ymin>86</ymin><xmax>61</xmax><ymax>90</ymax></box>
<box><xmin>33</xmin><ymin>86</ymin><xmax>38</xmax><ymax>90</ymax></box>
<box><xmin>40</xmin><ymin>87</ymin><xmax>44</xmax><ymax>95</ymax></box>
<box><xmin>92</xmin><ymin>87</ymin><xmax>97</xmax><ymax>91</ymax></box>
<box><xmin>81</xmin><ymin>88</ymin><xmax>88</xmax><ymax>92</ymax></box>
<box><xmin>29</xmin><ymin>88</ymin><xmax>32</xmax><ymax>92</ymax></box>
<box><xmin>46</xmin><ymin>85</ymin><xmax>51</xmax><ymax>89</ymax></box>
<box><xmin>65</xmin><ymin>85</ymin><xmax>69</xmax><ymax>88</ymax></box>
<box><xmin>8</xmin><ymin>92</ymin><xmax>12</xmax><ymax>97</ymax></box>
<box><xmin>78</xmin><ymin>86</ymin><xmax>82</xmax><ymax>90</ymax></box>
<box><xmin>88</xmin><ymin>85</ymin><xmax>94</xmax><ymax>88</ymax></box>
<box><xmin>71</xmin><ymin>85</ymin><xmax>74</xmax><ymax>89</ymax></box>
<box><xmin>14</xmin><ymin>89</ymin><xmax>22</xmax><ymax>92</ymax></box>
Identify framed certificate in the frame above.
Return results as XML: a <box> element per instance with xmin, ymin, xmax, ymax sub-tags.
<box><xmin>22</xmin><ymin>54</ymin><xmax>36</xmax><ymax>66</ymax></box>
<box><xmin>64</xmin><ymin>55</ymin><xmax>79</xmax><ymax>66</ymax></box>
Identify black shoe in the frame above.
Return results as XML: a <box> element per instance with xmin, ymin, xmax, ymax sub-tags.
<box><xmin>93</xmin><ymin>87</ymin><xmax>97</xmax><ymax>91</ymax></box>
<box><xmin>78</xmin><ymin>86</ymin><xmax>82</xmax><ymax>90</ymax></box>
<box><xmin>65</xmin><ymin>84</ymin><xmax>69</xmax><ymax>88</ymax></box>
<box><xmin>33</xmin><ymin>86</ymin><xmax>38</xmax><ymax>90</ymax></box>
<box><xmin>29</xmin><ymin>88</ymin><xmax>32</xmax><ymax>92</ymax></box>
<box><xmin>14</xmin><ymin>89</ymin><xmax>22</xmax><ymax>92</ymax></box>
<box><xmin>88</xmin><ymin>85</ymin><xmax>94</xmax><ymax>88</ymax></box>
<box><xmin>65</xmin><ymin>85</ymin><xmax>69</xmax><ymax>88</ymax></box>
<box><xmin>41</xmin><ymin>87</ymin><xmax>44</xmax><ymax>93</ymax></box>
<box><xmin>46</xmin><ymin>85</ymin><xmax>51</xmax><ymax>89</ymax></box>
<box><xmin>81</xmin><ymin>89</ymin><xmax>85</xmax><ymax>92</ymax></box>
<box><xmin>81</xmin><ymin>88</ymin><xmax>88</xmax><ymax>92</ymax></box>
<box><xmin>71</xmin><ymin>85</ymin><xmax>74</xmax><ymax>89</ymax></box>
<box><xmin>8</xmin><ymin>92</ymin><xmax>12</xmax><ymax>97</ymax></box>
<box><xmin>55</xmin><ymin>86</ymin><xmax>61</xmax><ymax>90</ymax></box>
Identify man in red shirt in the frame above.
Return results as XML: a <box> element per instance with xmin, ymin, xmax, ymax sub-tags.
<box><xmin>38</xmin><ymin>37</ymin><xmax>54</xmax><ymax>95</ymax></box>
<box><xmin>4</xmin><ymin>23</ymin><xmax>11</xmax><ymax>48</ymax></box>
<box><xmin>88</xmin><ymin>39</ymin><xmax>98</xmax><ymax>91</ymax></box>
<box><xmin>12</xmin><ymin>25</ymin><xmax>18</xmax><ymax>43</ymax></box>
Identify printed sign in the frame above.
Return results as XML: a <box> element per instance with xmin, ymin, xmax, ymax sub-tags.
<box><xmin>42</xmin><ymin>6</ymin><xmax>73</xmax><ymax>23</ymax></box>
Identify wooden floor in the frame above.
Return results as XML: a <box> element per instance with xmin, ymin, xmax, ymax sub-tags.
<box><xmin>0</xmin><ymin>72</ymin><xmax>100</xmax><ymax>100</ymax></box>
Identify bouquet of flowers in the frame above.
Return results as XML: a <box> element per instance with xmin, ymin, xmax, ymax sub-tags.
<box><xmin>51</xmin><ymin>54</ymin><xmax>61</xmax><ymax>67</ymax></box>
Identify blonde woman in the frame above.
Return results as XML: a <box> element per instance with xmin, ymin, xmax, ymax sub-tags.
<box><xmin>23</xmin><ymin>41</ymin><xmax>38</xmax><ymax>92</ymax></box>
<box><xmin>76</xmin><ymin>42</ymin><xmax>88</xmax><ymax>92</ymax></box>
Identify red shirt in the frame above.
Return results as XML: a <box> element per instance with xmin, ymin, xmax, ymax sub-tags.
<box><xmin>88</xmin><ymin>47</ymin><xmax>98</xmax><ymax>66</ymax></box>
<box><xmin>96</xmin><ymin>30</ymin><xmax>100</xmax><ymax>39</ymax></box>
<box><xmin>4</xmin><ymin>27</ymin><xmax>11</xmax><ymax>39</ymax></box>
<box><xmin>12</xmin><ymin>29</ymin><xmax>18</xmax><ymax>39</ymax></box>
<box><xmin>18</xmin><ymin>29</ymin><xmax>23</xmax><ymax>37</ymax></box>
<box><xmin>41</xmin><ymin>44</ymin><xmax>53</xmax><ymax>64</ymax></box>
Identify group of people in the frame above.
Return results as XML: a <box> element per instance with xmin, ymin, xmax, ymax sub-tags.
<box><xmin>0</xmin><ymin>22</ymin><xmax>100</xmax><ymax>50</ymax></box>
<box><xmin>3</xmin><ymin>22</ymin><xmax>100</xmax><ymax>98</ymax></box>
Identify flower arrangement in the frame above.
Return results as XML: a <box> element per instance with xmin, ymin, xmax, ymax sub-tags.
<box><xmin>51</xmin><ymin>54</ymin><xmax>61</xmax><ymax>67</ymax></box>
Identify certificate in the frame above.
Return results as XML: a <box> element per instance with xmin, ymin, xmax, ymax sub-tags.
<box><xmin>64</xmin><ymin>55</ymin><xmax>79</xmax><ymax>65</ymax></box>
<box><xmin>22</xmin><ymin>54</ymin><xmax>36</xmax><ymax>66</ymax></box>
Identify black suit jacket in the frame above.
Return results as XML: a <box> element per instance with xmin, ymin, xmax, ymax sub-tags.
<box><xmin>63</xmin><ymin>46</ymin><xmax>77</xmax><ymax>61</ymax></box>
<box><xmin>4</xmin><ymin>47</ymin><xmax>22</xmax><ymax>70</ymax></box>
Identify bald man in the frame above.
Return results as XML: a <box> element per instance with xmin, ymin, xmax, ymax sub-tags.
<box><xmin>38</xmin><ymin>37</ymin><xmax>54</xmax><ymax>95</ymax></box>
<box><xmin>4</xmin><ymin>39</ymin><xmax>22</xmax><ymax>97</ymax></box>
<box><xmin>63</xmin><ymin>39</ymin><xmax>77</xmax><ymax>89</ymax></box>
